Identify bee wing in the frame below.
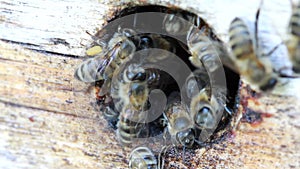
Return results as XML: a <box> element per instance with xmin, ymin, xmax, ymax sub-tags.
<box><xmin>74</xmin><ymin>43</ymin><xmax>122</xmax><ymax>83</ymax></box>
<box><xmin>229</xmin><ymin>17</ymin><xmax>270</xmax><ymax>76</ymax></box>
<box><xmin>254</xmin><ymin>7</ymin><xmax>295</xmax><ymax>77</ymax></box>
<box><xmin>74</xmin><ymin>54</ymin><xmax>108</xmax><ymax>82</ymax></box>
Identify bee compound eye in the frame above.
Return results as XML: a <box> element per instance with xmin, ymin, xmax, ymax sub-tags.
<box><xmin>132</xmin><ymin>72</ymin><xmax>147</xmax><ymax>81</ymax></box>
<box><xmin>140</xmin><ymin>36</ymin><xmax>153</xmax><ymax>49</ymax></box>
<box><xmin>195</xmin><ymin>106</ymin><xmax>215</xmax><ymax>129</ymax></box>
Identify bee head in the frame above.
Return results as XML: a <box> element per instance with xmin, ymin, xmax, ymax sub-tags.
<box><xmin>194</xmin><ymin>106</ymin><xmax>216</xmax><ymax>129</ymax></box>
<box><xmin>119</xmin><ymin>40</ymin><xmax>136</xmax><ymax>60</ymax></box>
<box><xmin>139</xmin><ymin>35</ymin><xmax>154</xmax><ymax>50</ymax></box>
<box><xmin>132</xmin><ymin>72</ymin><xmax>147</xmax><ymax>81</ymax></box>
<box><xmin>176</xmin><ymin>128</ymin><xmax>195</xmax><ymax>148</ymax></box>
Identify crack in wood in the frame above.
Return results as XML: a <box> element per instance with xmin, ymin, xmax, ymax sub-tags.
<box><xmin>0</xmin><ymin>99</ymin><xmax>94</xmax><ymax>120</ymax></box>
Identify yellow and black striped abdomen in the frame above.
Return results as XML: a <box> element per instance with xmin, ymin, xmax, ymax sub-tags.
<box><xmin>117</xmin><ymin>116</ymin><xmax>138</xmax><ymax>146</ymax></box>
<box><xmin>229</xmin><ymin>18</ymin><xmax>254</xmax><ymax>60</ymax></box>
<box><xmin>74</xmin><ymin>56</ymin><xmax>106</xmax><ymax>82</ymax></box>
<box><xmin>116</xmin><ymin>108</ymin><xmax>145</xmax><ymax>146</ymax></box>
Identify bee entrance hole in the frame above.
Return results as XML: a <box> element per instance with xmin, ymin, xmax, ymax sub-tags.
<box><xmin>99</xmin><ymin>5</ymin><xmax>240</xmax><ymax>139</ymax></box>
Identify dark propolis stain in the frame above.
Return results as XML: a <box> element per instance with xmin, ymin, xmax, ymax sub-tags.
<box><xmin>241</xmin><ymin>108</ymin><xmax>273</xmax><ymax>127</ymax></box>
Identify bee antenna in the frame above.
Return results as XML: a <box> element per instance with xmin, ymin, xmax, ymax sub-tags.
<box><xmin>255</xmin><ymin>0</ymin><xmax>264</xmax><ymax>51</ymax></box>
<box><xmin>158</xmin><ymin>145</ymin><xmax>170</xmax><ymax>169</ymax></box>
<box><xmin>85</xmin><ymin>30</ymin><xmax>93</xmax><ymax>37</ymax></box>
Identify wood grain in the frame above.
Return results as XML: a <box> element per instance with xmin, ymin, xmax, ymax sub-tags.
<box><xmin>0</xmin><ymin>0</ymin><xmax>300</xmax><ymax>168</ymax></box>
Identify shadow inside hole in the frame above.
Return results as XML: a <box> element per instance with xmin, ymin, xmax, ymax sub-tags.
<box><xmin>95</xmin><ymin>5</ymin><xmax>241</xmax><ymax>143</ymax></box>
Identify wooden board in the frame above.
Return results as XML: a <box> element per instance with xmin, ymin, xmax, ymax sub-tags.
<box><xmin>1</xmin><ymin>0</ymin><xmax>300</xmax><ymax>168</ymax></box>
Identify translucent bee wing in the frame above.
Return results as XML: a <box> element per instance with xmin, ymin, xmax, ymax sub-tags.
<box><xmin>74</xmin><ymin>55</ymin><xmax>108</xmax><ymax>82</ymax></box>
<box><xmin>255</xmin><ymin>10</ymin><xmax>294</xmax><ymax>77</ymax></box>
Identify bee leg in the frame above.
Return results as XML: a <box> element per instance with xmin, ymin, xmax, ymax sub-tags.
<box><xmin>182</xmin><ymin>146</ymin><xmax>186</xmax><ymax>164</ymax></box>
<box><xmin>224</xmin><ymin>104</ymin><xmax>234</xmax><ymax>116</ymax></box>
<box><xmin>262</xmin><ymin>42</ymin><xmax>284</xmax><ymax>57</ymax></box>
<box><xmin>158</xmin><ymin>145</ymin><xmax>171</xmax><ymax>169</ymax></box>
<box><xmin>162</xmin><ymin>127</ymin><xmax>169</xmax><ymax>146</ymax></box>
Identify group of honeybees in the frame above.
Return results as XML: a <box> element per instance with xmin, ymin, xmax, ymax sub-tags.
<box><xmin>74</xmin><ymin>1</ymin><xmax>300</xmax><ymax>168</ymax></box>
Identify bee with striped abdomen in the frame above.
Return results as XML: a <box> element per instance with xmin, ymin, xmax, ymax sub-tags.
<box><xmin>116</xmin><ymin>101</ymin><xmax>166</xmax><ymax>146</ymax></box>
<box><xmin>163</xmin><ymin>93</ymin><xmax>195</xmax><ymax>148</ymax></box>
<box><xmin>187</xmin><ymin>28</ymin><xmax>228</xmax><ymax>74</ymax></box>
<box><xmin>162</xmin><ymin>11</ymin><xmax>229</xmax><ymax>70</ymax></box>
<box><xmin>113</xmin><ymin>64</ymin><xmax>167</xmax><ymax>146</ymax></box>
<box><xmin>116</xmin><ymin>104</ymin><xmax>145</xmax><ymax>146</ymax></box>
<box><xmin>74</xmin><ymin>28</ymin><xmax>137</xmax><ymax>83</ymax></box>
<box><xmin>228</xmin><ymin>3</ymin><xmax>280</xmax><ymax>92</ymax></box>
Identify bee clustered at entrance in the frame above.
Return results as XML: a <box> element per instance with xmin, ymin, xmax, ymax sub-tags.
<box><xmin>100</xmin><ymin>4</ymin><xmax>240</xmax><ymax>141</ymax></box>
<box><xmin>83</xmin><ymin>4</ymin><xmax>241</xmax><ymax>168</ymax></box>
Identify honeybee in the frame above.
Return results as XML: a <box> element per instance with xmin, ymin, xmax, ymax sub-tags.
<box><xmin>116</xmin><ymin>101</ymin><xmax>166</xmax><ymax>146</ymax></box>
<box><xmin>163</xmin><ymin>12</ymin><xmax>231</xmax><ymax>70</ymax></box>
<box><xmin>110</xmin><ymin>63</ymin><xmax>143</xmax><ymax>112</ymax></box>
<box><xmin>74</xmin><ymin>28</ymin><xmax>138</xmax><ymax>83</ymax></box>
<box><xmin>129</xmin><ymin>146</ymin><xmax>158</xmax><ymax>169</ymax></box>
<box><xmin>183</xmin><ymin>67</ymin><xmax>211</xmax><ymax>101</ymax></box>
<box><xmin>228</xmin><ymin>5</ymin><xmax>280</xmax><ymax>91</ymax></box>
<box><xmin>183</xmin><ymin>66</ymin><xmax>231</xmax><ymax>143</ymax></box>
<box><xmin>189</xmin><ymin>88</ymin><xmax>221</xmax><ymax>130</ymax></box>
<box><xmin>187</xmin><ymin>29</ymin><xmax>229</xmax><ymax>74</ymax></box>
<box><xmin>113</xmin><ymin>63</ymin><xmax>167</xmax><ymax>145</ymax></box>
<box><xmin>288</xmin><ymin>1</ymin><xmax>300</xmax><ymax>73</ymax></box>
<box><xmin>163</xmin><ymin>94</ymin><xmax>195</xmax><ymax>148</ymax></box>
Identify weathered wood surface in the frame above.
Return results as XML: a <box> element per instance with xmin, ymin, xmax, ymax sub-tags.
<box><xmin>0</xmin><ymin>0</ymin><xmax>300</xmax><ymax>168</ymax></box>
<box><xmin>0</xmin><ymin>0</ymin><xmax>295</xmax><ymax>56</ymax></box>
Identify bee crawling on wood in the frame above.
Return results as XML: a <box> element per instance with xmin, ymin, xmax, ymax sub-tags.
<box><xmin>227</xmin><ymin>1</ymin><xmax>295</xmax><ymax>92</ymax></box>
<box><xmin>74</xmin><ymin>27</ymin><xmax>138</xmax><ymax>83</ymax></box>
